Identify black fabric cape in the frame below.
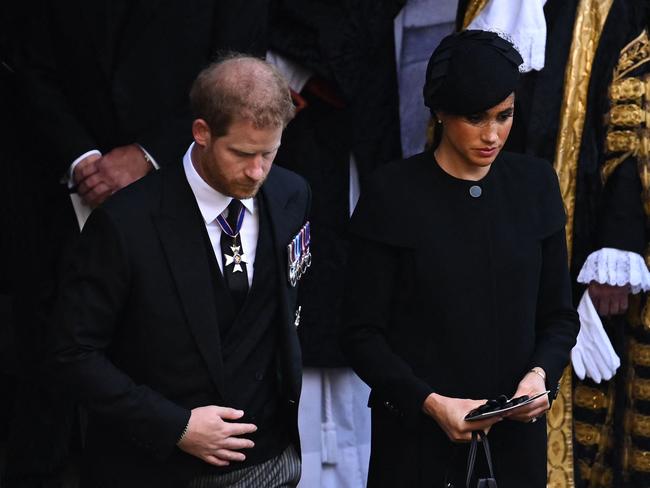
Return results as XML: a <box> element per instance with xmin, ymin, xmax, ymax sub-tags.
<box><xmin>342</xmin><ymin>150</ymin><xmax>579</xmax><ymax>487</ymax></box>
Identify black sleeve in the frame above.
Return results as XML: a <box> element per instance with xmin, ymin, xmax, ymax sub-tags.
<box><xmin>16</xmin><ymin>1</ymin><xmax>100</xmax><ymax>176</ymax></box>
<box><xmin>529</xmin><ymin>225</ymin><xmax>580</xmax><ymax>395</ymax></box>
<box><xmin>341</xmin><ymin>234</ymin><xmax>433</xmax><ymax>424</ymax></box>
<box><xmin>527</xmin><ymin>163</ymin><xmax>580</xmax><ymax>395</ymax></box>
<box><xmin>597</xmin><ymin>157</ymin><xmax>646</xmax><ymax>254</ymax></box>
<box><xmin>52</xmin><ymin>208</ymin><xmax>189</xmax><ymax>461</ymax></box>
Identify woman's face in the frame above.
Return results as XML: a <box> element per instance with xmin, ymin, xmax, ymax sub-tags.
<box><xmin>436</xmin><ymin>93</ymin><xmax>515</xmax><ymax>177</ymax></box>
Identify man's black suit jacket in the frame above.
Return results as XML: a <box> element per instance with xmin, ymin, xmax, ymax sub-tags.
<box><xmin>53</xmin><ymin>163</ymin><xmax>310</xmax><ymax>487</ymax></box>
<box><xmin>19</xmin><ymin>0</ymin><xmax>269</xmax><ymax>177</ymax></box>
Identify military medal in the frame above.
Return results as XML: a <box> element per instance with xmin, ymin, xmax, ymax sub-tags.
<box><xmin>302</xmin><ymin>223</ymin><xmax>311</xmax><ymax>270</ymax></box>
<box><xmin>294</xmin><ymin>305</ymin><xmax>302</xmax><ymax>328</ymax></box>
<box><xmin>287</xmin><ymin>221</ymin><xmax>311</xmax><ymax>286</ymax></box>
<box><xmin>287</xmin><ymin>236</ymin><xmax>300</xmax><ymax>287</ymax></box>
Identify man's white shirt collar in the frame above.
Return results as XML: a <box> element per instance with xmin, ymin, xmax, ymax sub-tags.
<box><xmin>183</xmin><ymin>143</ymin><xmax>255</xmax><ymax>224</ymax></box>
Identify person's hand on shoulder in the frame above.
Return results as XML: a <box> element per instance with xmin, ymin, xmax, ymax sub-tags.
<box><xmin>177</xmin><ymin>406</ymin><xmax>257</xmax><ymax>466</ymax></box>
<box><xmin>422</xmin><ymin>392</ymin><xmax>502</xmax><ymax>442</ymax></box>
<box><xmin>76</xmin><ymin>144</ymin><xmax>154</xmax><ymax>207</ymax></box>
<box><xmin>73</xmin><ymin>152</ymin><xmax>106</xmax><ymax>206</ymax></box>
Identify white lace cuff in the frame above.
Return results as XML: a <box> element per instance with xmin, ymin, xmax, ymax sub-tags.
<box><xmin>577</xmin><ymin>248</ymin><xmax>650</xmax><ymax>294</ymax></box>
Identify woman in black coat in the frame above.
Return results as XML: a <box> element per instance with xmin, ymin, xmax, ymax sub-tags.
<box><xmin>342</xmin><ymin>30</ymin><xmax>579</xmax><ymax>488</ymax></box>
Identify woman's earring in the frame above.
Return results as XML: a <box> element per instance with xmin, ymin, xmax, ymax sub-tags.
<box><xmin>437</xmin><ymin>119</ymin><xmax>442</xmax><ymax>124</ymax></box>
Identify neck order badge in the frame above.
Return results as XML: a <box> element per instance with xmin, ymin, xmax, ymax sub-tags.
<box><xmin>217</xmin><ymin>200</ymin><xmax>247</xmax><ymax>274</ymax></box>
<box><xmin>217</xmin><ymin>200</ymin><xmax>249</xmax><ymax>312</ymax></box>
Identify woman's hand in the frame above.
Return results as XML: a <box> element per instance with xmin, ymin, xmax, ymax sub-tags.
<box><xmin>504</xmin><ymin>369</ymin><xmax>550</xmax><ymax>423</ymax></box>
<box><xmin>422</xmin><ymin>392</ymin><xmax>502</xmax><ymax>442</ymax></box>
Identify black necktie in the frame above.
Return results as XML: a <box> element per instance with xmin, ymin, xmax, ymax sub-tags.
<box><xmin>219</xmin><ymin>199</ymin><xmax>249</xmax><ymax>313</ymax></box>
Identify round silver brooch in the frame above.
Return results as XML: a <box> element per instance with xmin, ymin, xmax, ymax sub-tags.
<box><xmin>469</xmin><ymin>185</ymin><xmax>482</xmax><ymax>198</ymax></box>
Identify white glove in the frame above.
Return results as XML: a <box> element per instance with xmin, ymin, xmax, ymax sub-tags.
<box><xmin>571</xmin><ymin>290</ymin><xmax>621</xmax><ymax>383</ymax></box>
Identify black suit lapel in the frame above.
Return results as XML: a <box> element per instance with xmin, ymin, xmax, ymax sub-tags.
<box><xmin>153</xmin><ymin>163</ymin><xmax>225</xmax><ymax>397</ymax></box>
<box><xmin>260</xmin><ymin>167</ymin><xmax>305</xmax><ymax>400</ymax></box>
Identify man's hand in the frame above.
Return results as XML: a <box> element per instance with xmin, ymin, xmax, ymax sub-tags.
<box><xmin>504</xmin><ymin>370</ymin><xmax>549</xmax><ymax>423</ymax></box>
<box><xmin>177</xmin><ymin>406</ymin><xmax>257</xmax><ymax>467</ymax></box>
<box><xmin>422</xmin><ymin>392</ymin><xmax>502</xmax><ymax>442</ymax></box>
<box><xmin>73</xmin><ymin>152</ymin><xmax>103</xmax><ymax>197</ymax></box>
<box><xmin>588</xmin><ymin>282</ymin><xmax>631</xmax><ymax>317</ymax></box>
<box><xmin>75</xmin><ymin>144</ymin><xmax>154</xmax><ymax>207</ymax></box>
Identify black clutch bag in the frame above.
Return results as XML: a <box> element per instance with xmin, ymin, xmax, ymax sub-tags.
<box><xmin>466</xmin><ymin>431</ymin><xmax>497</xmax><ymax>488</ymax></box>
<box><xmin>464</xmin><ymin>391</ymin><xmax>550</xmax><ymax>421</ymax></box>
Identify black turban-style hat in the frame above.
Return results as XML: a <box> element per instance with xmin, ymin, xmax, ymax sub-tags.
<box><xmin>423</xmin><ymin>30</ymin><xmax>523</xmax><ymax>115</ymax></box>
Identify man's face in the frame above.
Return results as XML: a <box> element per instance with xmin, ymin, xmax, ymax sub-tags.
<box><xmin>195</xmin><ymin>118</ymin><xmax>283</xmax><ymax>199</ymax></box>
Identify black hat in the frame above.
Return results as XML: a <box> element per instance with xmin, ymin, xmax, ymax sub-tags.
<box><xmin>423</xmin><ymin>30</ymin><xmax>523</xmax><ymax>115</ymax></box>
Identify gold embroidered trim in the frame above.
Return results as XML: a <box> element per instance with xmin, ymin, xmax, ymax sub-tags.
<box><xmin>601</xmin><ymin>155</ymin><xmax>632</xmax><ymax>185</ymax></box>
<box><xmin>630</xmin><ymin>448</ymin><xmax>650</xmax><ymax>473</ymax></box>
<box><xmin>575</xmin><ymin>421</ymin><xmax>602</xmax><ymax>446</ymax></box>
<box><xmin>610</xmin><ymin>76</ymin><xmax>648</xmax><ymax>102</ymax></box>
<box><xmin>633</xmin><ymin>378</ymin><xmax>650</xmax><ymax>401</ymax></box>
<box><xmin>548</xmin><ymin>367</ymin><xmax>575</xmax><ymax>488</ymax></box>
<box><xmin>614</xmin><ymin>30</ymin><xmax>650</xmax><ymax>81</ymax></box>
<box><xmin>554</xmin><ymin>0</ymin><xmax>613</xmax><ymax>262</ymax></box>
<box><xmin>632</xmin><ymin>412</ymin><xmax>650</xmax><ymax>437</ymax></box>
<box><xmin>641</xmin><ymin>158</ymin><xmax>650</xmax><ymax>194</ymax></box>
<box><xmin>578</xmin><ymin>461</ymin><xmax>614</xmax><ymax>486</ymax></box>
<box><xmin>639</xmin><ymin>155</ymin><xmax>650</xmax><ymax>219</ymax></box>
<box><xmin>461</xmin><ymin>0</ymin><xmax>490</xmax><ymax>29</ymax></box>
<box><xmin>606</xmin><ymin>130</ymin><xmax>650</xmax><ymax>155</ymax></box>
<box><xmin>631</xmin><ymin>340</ymin><xmax>650</xmax><ymax>366</ymax></box>
<box><xmin>578</xmin><ymin>460</ymin><xmax>591</xmax><ymax>481</ymax></box>
<box><xmin>610</xmin><ymin>104</ymin><xmax>647</xmax><ymax>127</ymax></box>
<box><xmin>575</xmin><ymin>385</ymin><xmax>608</xmax><ymax>410</ymax></box>
<box><xmin>550</xmin><ymin>3</ymin><xmax>615</xmax><ymax>486</ymax></box>
<box><xmin>607</xmin><ymin>30</ymin><xmax>650</xmax><ymax>202</ymax></box>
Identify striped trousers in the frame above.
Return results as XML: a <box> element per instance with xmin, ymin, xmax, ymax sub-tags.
<box><xmin>187</xmin><ymin>445</ymin><xmax>301</xmax><ymax>488</ymax></box>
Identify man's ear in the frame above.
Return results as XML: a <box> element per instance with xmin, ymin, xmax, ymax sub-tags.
<box><xmin>192</xmin><ymin>119</ymin><xmax>212</xmax><ymax>148</ymax></box>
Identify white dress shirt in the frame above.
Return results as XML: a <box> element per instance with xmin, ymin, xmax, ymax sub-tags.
<box><xmin>183</xmin><ymin>143</ymin><xmax>258</xmax><ymax>287</ymax></box>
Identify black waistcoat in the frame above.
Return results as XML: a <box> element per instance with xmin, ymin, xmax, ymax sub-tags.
<box><xmin>201</xmin><ymin>197</ymin><xmax>289</xmax><ymax>470</ymax></box>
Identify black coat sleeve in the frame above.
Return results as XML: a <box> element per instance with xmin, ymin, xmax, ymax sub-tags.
<box><xmin>597</xmin><ymin>157</ymin><xmax>646</xmax><ymax>254</ymax></box>
<box><xmin>16</xmin><ymin>1</ymin><xmax>100</xmax><ymax>176</ymax></box>
<box><xmin>52</xmin><ymin>208</ymin><xmax>189</xmax><ymax>461</ymax></box>
<box><xmin>341</xmin><ymin>233</ymin><xmax>433</xmax><ymax>424</ymax></box>
<box><xmin>528</xmin><ymin>165</ymin><xmax>580</xmax><ymax>395</ymax></box>
<box><xmin>529</xmin><ymin>226</ymin><xmax>580</xmax><ymax>394</ymax></box>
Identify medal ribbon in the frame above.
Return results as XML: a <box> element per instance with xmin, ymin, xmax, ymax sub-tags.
<box><xmin>216</xmin><ymin>203</ymin><xmax>245</xmax><ymax>237</ymax></box>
